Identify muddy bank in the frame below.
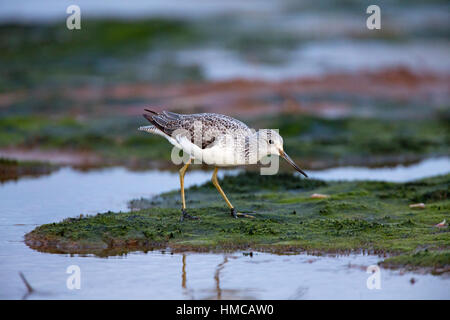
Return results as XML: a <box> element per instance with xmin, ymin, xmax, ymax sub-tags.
<box><xmin>2</xmin><ymin>68</ymin><xmax>449</xmax><ymax>119</ymax></box>
<box><xmin>381</xmin><ymin>251</ymin><xmax>449</xmax><ymax>275</ymax></box>
<box><xmin>0</xmin><ymin>158</ymin><xmax>59</xmax><ymax>183</ymax></box>
<box><xmin>1</xmin><ymin>114</ymin><xmax>448</xmax><ymax>171</ymax></box>
<box><xmin>25</xmin><ymin>172</ymin><xmax>450</xmax><ymax>272</ymax></box>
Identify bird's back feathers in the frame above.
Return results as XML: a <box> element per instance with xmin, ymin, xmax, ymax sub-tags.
<box><xmin>142</xmin><ymin>109</ymin><xmax>251</xmax><ymax>149</ymax></box>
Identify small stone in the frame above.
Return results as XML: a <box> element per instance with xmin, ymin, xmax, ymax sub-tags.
<box><xmin>435</xmin><ymin>219</ymin><xmax>447</xmax><ymax>228</ymax></box>
<box><xmin>409</xmin><ymin>203</ymin><xmax>425</xmax><ymax>209</ymax></box>
<box><xmin>310</xmin><ymin>193</ymin><xmax>329</xmax><ymax>199</ymax></box>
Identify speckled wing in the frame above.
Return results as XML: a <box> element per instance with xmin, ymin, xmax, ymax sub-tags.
<box><xmin>143</xmin><ymin>110</ymin><xmax>252</xmax><ymax>149</ymax></box>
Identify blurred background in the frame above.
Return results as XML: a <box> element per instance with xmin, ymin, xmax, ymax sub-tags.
<box><xmin>0</xmin><ymin>0</ymin><xmax>449</xmax><ymax>178</ymax></box>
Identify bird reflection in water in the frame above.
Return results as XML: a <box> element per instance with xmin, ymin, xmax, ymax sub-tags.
<box><xmin>181</xmin><ymin>254</ymin><xmax>255</xmax><ymax>300</ymax></box>
<box><xmin>214</xmin><ymin>256</ymin><xmax>228</xmax><ymax>300</ymax></box>
<box><xmin>181</xmin><ymin>254</ymin><xmax>195</xmax><ymax>299</ymax></box>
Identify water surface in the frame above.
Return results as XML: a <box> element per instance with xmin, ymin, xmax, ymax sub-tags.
<box><xmin>307</xmin><ymin>157</ymin><xmax>450</xmax><ymax>182</ymax></box>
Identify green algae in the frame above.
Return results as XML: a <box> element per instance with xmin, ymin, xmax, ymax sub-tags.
<box><xmin>381</xmin><ymin>250</ymin><xmax>450</xmax><ymax>274</ymax></box>
<box><xmin>272</xmin><ymin>114</ymin><xmax>450</xmax><ymax>162</ymax></box>
<box><xmin>0</xmin><ymin>158</ymin><xmax>59</xmax><ymax>182</ymax></box>
<box><xmin>0</xmin><ymin>19</ymin><xmax>203</xmax><ymax>90</ymax></box>
<box><xmin>1</xmin><ymin>114</ymin><xmax>448</xmax><ymax>169</ymax></box>
<box><xmin>25</xmin><ymin>172</ymin><xmax>450</xmax><ymax>272</ymax></box>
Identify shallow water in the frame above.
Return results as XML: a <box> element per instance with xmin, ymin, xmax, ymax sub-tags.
<box><xmin>177</xmin><ymin>40</ymin><xmax>450</xmax><ymax>81</ymax></box>
<box><xmin>0</xmin><ymin>158</ymin><xmax>449</xmax><ymax>299</ymax></box>
<box><xmin>3</xmin><ymin>251</ymin><xmax>450</xmax><ymax>300</ymax></box>
<box><xmin>307</xmin><ymin>156</ymin><xmax>450</xmax><ymax>182</ymax></box>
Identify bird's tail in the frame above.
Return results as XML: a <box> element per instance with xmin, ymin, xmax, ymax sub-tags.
<box><xmin>138</xmin><ymin>125</ymin><xmax>157</xmax><ymax>133</ymax></box>
<box><xmin>144</xmin><ymin>108</ymin><xmax>158</xmax><ymax>115</ymax></box>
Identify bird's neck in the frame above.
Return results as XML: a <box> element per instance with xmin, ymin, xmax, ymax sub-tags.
<box><xmin>248</xmin><ymin>134</ymin><xmax>272</xmax><ymax>161</ymax></box>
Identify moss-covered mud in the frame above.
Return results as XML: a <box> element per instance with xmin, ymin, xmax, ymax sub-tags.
<box><xmin>0</xmin><ymin>158</ymin><xmax>59</xmax><ymax>182</ymax></box>
<box><xmin>0</xmin><ymin>19</ymin><xmax>203</xmax><ymax>90</ymax></box>
<box><xmin>1</xmin><ymin>114</ymin><xmax>448</xmax><ymax>170</ymax></box>
<box><xmin>381</xmin><ymin>251</ymin><xmax>450</xmax><ymax>275</ymax></box>
<box><xmin>26</xmin><ymin>172</ymin><xmax>450</xmax><ymax>273</ymax></box>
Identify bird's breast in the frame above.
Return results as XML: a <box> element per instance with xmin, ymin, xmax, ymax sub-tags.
<box><xmin>194</xmin><ymin>144</ymin><xmax>257</xmax><ymax>166</ymax></box>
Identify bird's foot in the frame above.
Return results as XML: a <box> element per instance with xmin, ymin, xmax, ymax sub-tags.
<box><xmin>180</xmin><ymin>209</ymin><xmax>199</xmax><ymax>222</ymax></box>
<box><xmin>230</xmin><ymin>208</ymin><xmax>255</xmax><ymax>219</ymax></box>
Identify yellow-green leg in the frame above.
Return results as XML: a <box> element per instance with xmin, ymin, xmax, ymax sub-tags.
<box><xmin>211</xmin><ymin>167</ymin><xmax>254</xmax><ymax>218</ymax></box>
<box><xmin>179</xmin><ymin>159</ymin><xmax>198</xmax><ymax>221</ymax></box>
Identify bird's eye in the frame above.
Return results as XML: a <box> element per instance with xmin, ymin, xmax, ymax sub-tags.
<box><xmin>268</xmin><ymin>139</ymin><xmax>274</xmax><ymax>144</ymax></box>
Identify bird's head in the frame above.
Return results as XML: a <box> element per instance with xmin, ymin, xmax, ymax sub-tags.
<box><xmin>257</xmin><ymin>129</ymin><xmax>308</xmax><ymax>178</ymax></box>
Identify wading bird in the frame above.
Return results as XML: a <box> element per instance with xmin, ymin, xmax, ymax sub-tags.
<box><xmin>139</xmin><ymin>109</ymin><xmax>307</xmax><ymax>221</ymax></box>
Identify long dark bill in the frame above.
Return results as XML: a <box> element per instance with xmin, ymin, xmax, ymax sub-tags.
<box><xmin>279</xmin><ymin>150</ymin><xmax>308</xmax><ymax>178</ymax></box>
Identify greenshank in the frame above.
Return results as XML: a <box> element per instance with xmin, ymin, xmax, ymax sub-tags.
<box><xmin>139</xmin><ymin>109</ymin><xmax>307</xmax><ymax>221</ymax></box>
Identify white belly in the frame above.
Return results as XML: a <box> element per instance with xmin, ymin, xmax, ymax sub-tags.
<box><xmin>173</xmin><ymin>133</ymin><xmax>258</xmax><ymax>167</ymax></box>
<box><xmin>193</xmin><ymin>145</ymin><xmax>258</xmax><ymax>166</ymax></box>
